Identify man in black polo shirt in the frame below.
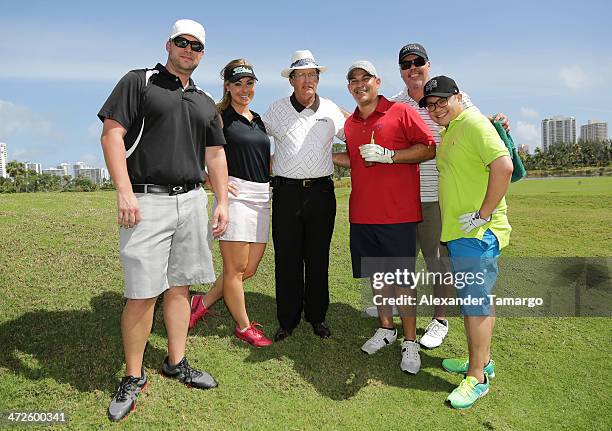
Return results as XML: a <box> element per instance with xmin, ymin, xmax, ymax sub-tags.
<box><xmin>98</xmin><ymin>19</ymin><xmax>228</xmax><ymax>422</ymax></box>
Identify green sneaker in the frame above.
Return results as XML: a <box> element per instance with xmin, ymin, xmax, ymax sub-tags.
<box><xmin>441</xmin><ymin>358</ymin><xmax>495</xmax><ymax>378</ymax></box>
<box><xmin>446</xmin><ymin>375</ymin><xmax>490</xmax><ymax>409</ymax></box>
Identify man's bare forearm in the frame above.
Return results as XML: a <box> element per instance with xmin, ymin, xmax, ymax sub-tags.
<box><xmin>480</xmin><ymin>155</ymin><xmax>513</xmax><ymax>219</ymax></box>
<box><xmin>101</xmin><ymin>124</ymin><xmax>131</xmax><ymax>192</ymax></box>
<box><xmin>101</xmin><ymin>119</ymin><xmax>141</xmax><ymax>227</ymax></box>
<box><xmin>332</xmin><ymin>152</ymin><xmax>351</xmax><ymax>168</ymax></box>
<box><xmin>392</xmin><ymin>144</ymin><xmax>435</xmax><ymax>163</ymax></box>
<box><xmin>206</xmin><ymin>146</ymin><xmax>229</xmax><ymax>205</ymax></box>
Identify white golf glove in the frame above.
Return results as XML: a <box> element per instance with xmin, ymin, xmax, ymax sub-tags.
<box><xmin>360</xmin><ymin>144</ymin><xmax>395</xmax><ymax>164</ymax></box>
<box><xmin>458</xmin><ymin>211</ymin><xmax>494</xmax><ymax>233</ymax></box>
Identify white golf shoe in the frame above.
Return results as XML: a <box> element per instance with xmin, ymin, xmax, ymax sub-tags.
<box><xmin>361</xmin><ymin>328</ymin><xmax>398</xmax><ymax>354</ymax></box>
<box><xmin>400</xmin><ymin>340</ymin><xmax>421</xmax><ymax>374</ymax></box>
<box><xmin>419</xmin><ymin>318</ymin><xmax>449</xmax><ymax>349</ymax></box>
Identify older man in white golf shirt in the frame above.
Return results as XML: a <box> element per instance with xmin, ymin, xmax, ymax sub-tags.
<box><xmin>262</xmin><ymin>50</ymin><xmax>346</xmax><ymax>342</ymax></box>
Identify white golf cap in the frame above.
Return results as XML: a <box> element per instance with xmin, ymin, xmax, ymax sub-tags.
<box><xmin>169</xmin><ymin>19</ymin><xmax>206</xmax><ymax>45</ymax></box>
<box><xmin>346</xmin><ymin>60</ymin><xmax>378</xmax><ymax>80</ymax></box>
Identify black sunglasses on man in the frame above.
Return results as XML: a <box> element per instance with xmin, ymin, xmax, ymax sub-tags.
<box><xmin>172</xmin><ymin>36</ymin><xmax>204</xmax><ymax>52</ymax></box>
<box><xmin>400</xmin><ymin>57</ymin><xmax>427</xmax><ymax>70</ymax></box>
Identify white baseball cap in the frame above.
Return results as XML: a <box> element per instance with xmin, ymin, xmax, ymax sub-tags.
<box><xmin>169</xmin><ymin>19</ymin><xmax>206</xmax><ymax>45</ymax></box>
<box><xmin>346</xmin><ymin>60</ymin><xmax>378</xmax><ymax>80</ymax></box>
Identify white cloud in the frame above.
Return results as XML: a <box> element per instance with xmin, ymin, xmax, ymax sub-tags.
<box><xmin>0</xmin><ymin>19</ymin><xmax>159</xmax><ymax>82</ymax></box>
<box><xmin>0</xmin><ymin>100</ymin><xmax>55</xmax><ymax>140</ymax></box>
<box><xmin>520</xmin><ymin>107</ymin><xmax>539</xmax><ymax>119</ymax></box>
<box><xmin>0</xmin><ymin>100</ymin><xmax>67</xmax><ymax>165</ymax></box>
<box><xmin>559</xmin><ymin>66</ymin><xmax>589</xmax><ymax>90</ymax></box>
<box><xmin>11</xmin><ymin>145</ymin><xmax>53</xmax><ymax>161</ymax></box>
<box><xmin>1</xmin><ymin>60</ymin><xmax>134</xmax><ymax>82</ymax></box>
<box><xmin>87</xmin><ymin>122</ymin><xmax>103</xmax><ymax>139</ymax></box>
<box><xmin>514</xmin><ymin>121</ymin><xmax>540</xmax><ymax>150</ymax></box>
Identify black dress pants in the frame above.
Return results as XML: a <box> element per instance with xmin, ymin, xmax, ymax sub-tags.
<box><xmin>272</xmin><ymin>178</ymin><xmax>336</xmax><ymax>330</ymax></box>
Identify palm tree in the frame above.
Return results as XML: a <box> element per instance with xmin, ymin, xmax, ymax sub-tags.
<box><xmin>6</xmin><ymin>161</ymin><xmax>26</xmax><ymax>192</ymax></box>
<box><xmin>6</xmin><ymin>161</ymin><xmax>25</xmax><ymax>179</ymax></box>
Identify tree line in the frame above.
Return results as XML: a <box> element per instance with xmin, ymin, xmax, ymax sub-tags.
<box><xmin>2</xmin><ymin>140</ymin><xmax>610</xmax><ymax>192</ymax></box>
<box><xmin>331</xmin><ymin>140</ymin><xmax>612</xmax><ymax>178</ymax></box>
<box><xmin>0</xmin><ymin>161</ymin><xmax>113</xmax><ymax>193</ymax></box>
<box><xmin>520</xmin><ymin>139</ymin><xmax>611</xmax><ymax>171</ymax></box>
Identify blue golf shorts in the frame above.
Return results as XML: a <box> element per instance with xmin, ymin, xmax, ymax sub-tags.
<box><xmin>446</xmin><ymin>229</ymin><xmax>500</xmax><ymax>316</ymax></box>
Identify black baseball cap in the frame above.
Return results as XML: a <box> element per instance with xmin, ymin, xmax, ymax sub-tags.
<box><xmin>418</xmin><ymin>76</ymin><xmax>460</xmax><ymax>108</ymax></box>
<box><xmin>224</xmin><ymin>65</ymin><xmax>257</xmax><ymax>82</ymax></box>
<box><xmin>398</xmin><ymin>43</ymin><xmax>428</xmax><ymax>63</ymax></box>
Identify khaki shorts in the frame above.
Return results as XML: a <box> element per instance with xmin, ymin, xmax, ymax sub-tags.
<box><xmin>119</xmin><ymin>188</ymin><xmax>215</xmax><ymax>299</ymax></box>
<box><xmin>416</xmin><ymin>201</ymin><xmax>450</xmax><ymax>274</ymax></box>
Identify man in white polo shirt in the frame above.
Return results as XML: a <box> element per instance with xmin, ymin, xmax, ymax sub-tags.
<box><xmin>262</xmin><ymin>50</ymin><xmax>346</xmax><ymax>341</ymax></box>
<box><xmin>384</xmin><ymin>43</ymin><xmax>510</xmax><ymax>349</ymax></box>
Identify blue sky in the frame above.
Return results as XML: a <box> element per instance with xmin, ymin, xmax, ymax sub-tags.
<box><xmin>1</xmin><ymin>0</ymin><xmax>611</xmax><ymax>169</ymax></box>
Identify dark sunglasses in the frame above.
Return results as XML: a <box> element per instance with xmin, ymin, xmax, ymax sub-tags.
<box><xmin>400</xmin><ymin>57</ymin><xmax>427</xmax><ymax>70</ymax></box>
<box><xmin>172</xmin><ymin>36</ymin><xmax>204</xmax><ymax>52</ymax></box>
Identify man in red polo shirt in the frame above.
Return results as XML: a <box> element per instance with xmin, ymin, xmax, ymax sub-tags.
<box><xmin>333</xmin><ymin>61</ymin><xmax>435</xmax><ymax>374</ymax></box>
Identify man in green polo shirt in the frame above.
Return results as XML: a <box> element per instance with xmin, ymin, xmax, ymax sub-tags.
<box><xmin>419</xmin><ymin>76</ymin><xmax>513</xmax><ymax>409</ymax></box>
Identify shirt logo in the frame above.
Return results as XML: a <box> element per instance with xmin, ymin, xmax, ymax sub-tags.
<box><xmin>316</xmin><ymin>118</ymin><xmax>329</xmax><ymax>122</ymax></box>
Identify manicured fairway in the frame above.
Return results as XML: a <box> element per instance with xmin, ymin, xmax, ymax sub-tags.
<box><xmin>0</xmin><ymin>177</ymin><xmax>610</xmax><ymax>430</ymax></box>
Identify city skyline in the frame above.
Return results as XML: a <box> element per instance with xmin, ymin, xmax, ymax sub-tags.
<box><xmin>2</xmin><ymin>115</ymin><xmax>609</xmax><ymax>173</ymax></box>
<box><xmin>0</xmin><ymin>149</ymin><xmax>109</xmax><ymax>184</ymax></box>
<box><xmin>3</xmin><ymin>115</ymin><xmax>609</xmax><ymax>179</ymax></box>
<box><xmin>1</xmin><ymin>0</ymin><xmax>611</xmax><ymax>168</ymax></box>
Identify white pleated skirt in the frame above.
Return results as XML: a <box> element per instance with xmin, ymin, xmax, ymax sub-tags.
<box><xmin>213</xmin><ymin>176</ymin><xmax>270</xmax><ymax>243</ymax></box>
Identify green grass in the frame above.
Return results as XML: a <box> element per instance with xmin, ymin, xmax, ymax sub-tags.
<box><xmin>504</xmin><ymin>177</ymin><xmax>612</xmax><ymax>256</ymax></box>
<box><xmin>0</xmin><ymin>177</ymin><xmax>610</xmax><ymax>430</ymax></box>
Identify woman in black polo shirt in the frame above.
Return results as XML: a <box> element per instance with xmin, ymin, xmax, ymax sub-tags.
<box><xmin>189</xmin><ymin>59</ymin><xmax>272</xmax><ymax>347</ymax></box>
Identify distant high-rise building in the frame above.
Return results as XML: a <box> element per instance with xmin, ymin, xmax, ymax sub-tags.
<box><xmin>24</xmin><ymin>162</ymin><xmax>42</xmax><ymax>174</ymax></box>
<box><xmin>541</xmin><ymin>116</ymin><xmax>576</xmax><ymax>151</ymax></box>
<box><xmin>73</xmin><ymin>161</ymin><xmax>87</xmax><ymax>178</ymax></box>
<box><xmin>42</xmin><ymin>167</ymin><xmax>67</xmax><ymax>177</ymax></box>
<box><xmin>0</xmin><ymin>143</ymin><xmax>7</xmax><ymax>178</ymax></box>
<box><xmin>519</xmin><ymin>144</ymin><xmax>530</xmax><ymax>154</ymax></box>
<box><xmin>77</xmin><ymin>167</ymin><xmax>104</xmax><ymax>184</ymax></box>
<box><xmin>580</xmin><ymin>120</ymin><xmax>608</xmax><ymax>142</ymax></box>
<box><xmin>57</xmin><ymin>163</ymin><xmax>72</xmax><ymax>177</ymax></box>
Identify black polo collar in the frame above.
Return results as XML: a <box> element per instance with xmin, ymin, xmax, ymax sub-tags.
<box><xmin>154</xmin><ymin>63</ymin><xmax>196</xmax><ymax>90</ymax></box>
<box><xmin>223</xmin><ymin>104</ymin><xmax>261</xmax><ymax>126</ymax></box>
<box><xmin>290</xmin><ymin>93</ymin><xmax>320</xmax><ymax>113</ymax></box>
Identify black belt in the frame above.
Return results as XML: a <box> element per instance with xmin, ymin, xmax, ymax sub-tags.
<box><xmin>272</xmin><ymin>176</ymin><xmax>332</xmax><ymax>188</ymax></box>
<box><xmin>132</xmin><ymin>183</ymin><xmax>200</xmax><ymax>195</ymax></box>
